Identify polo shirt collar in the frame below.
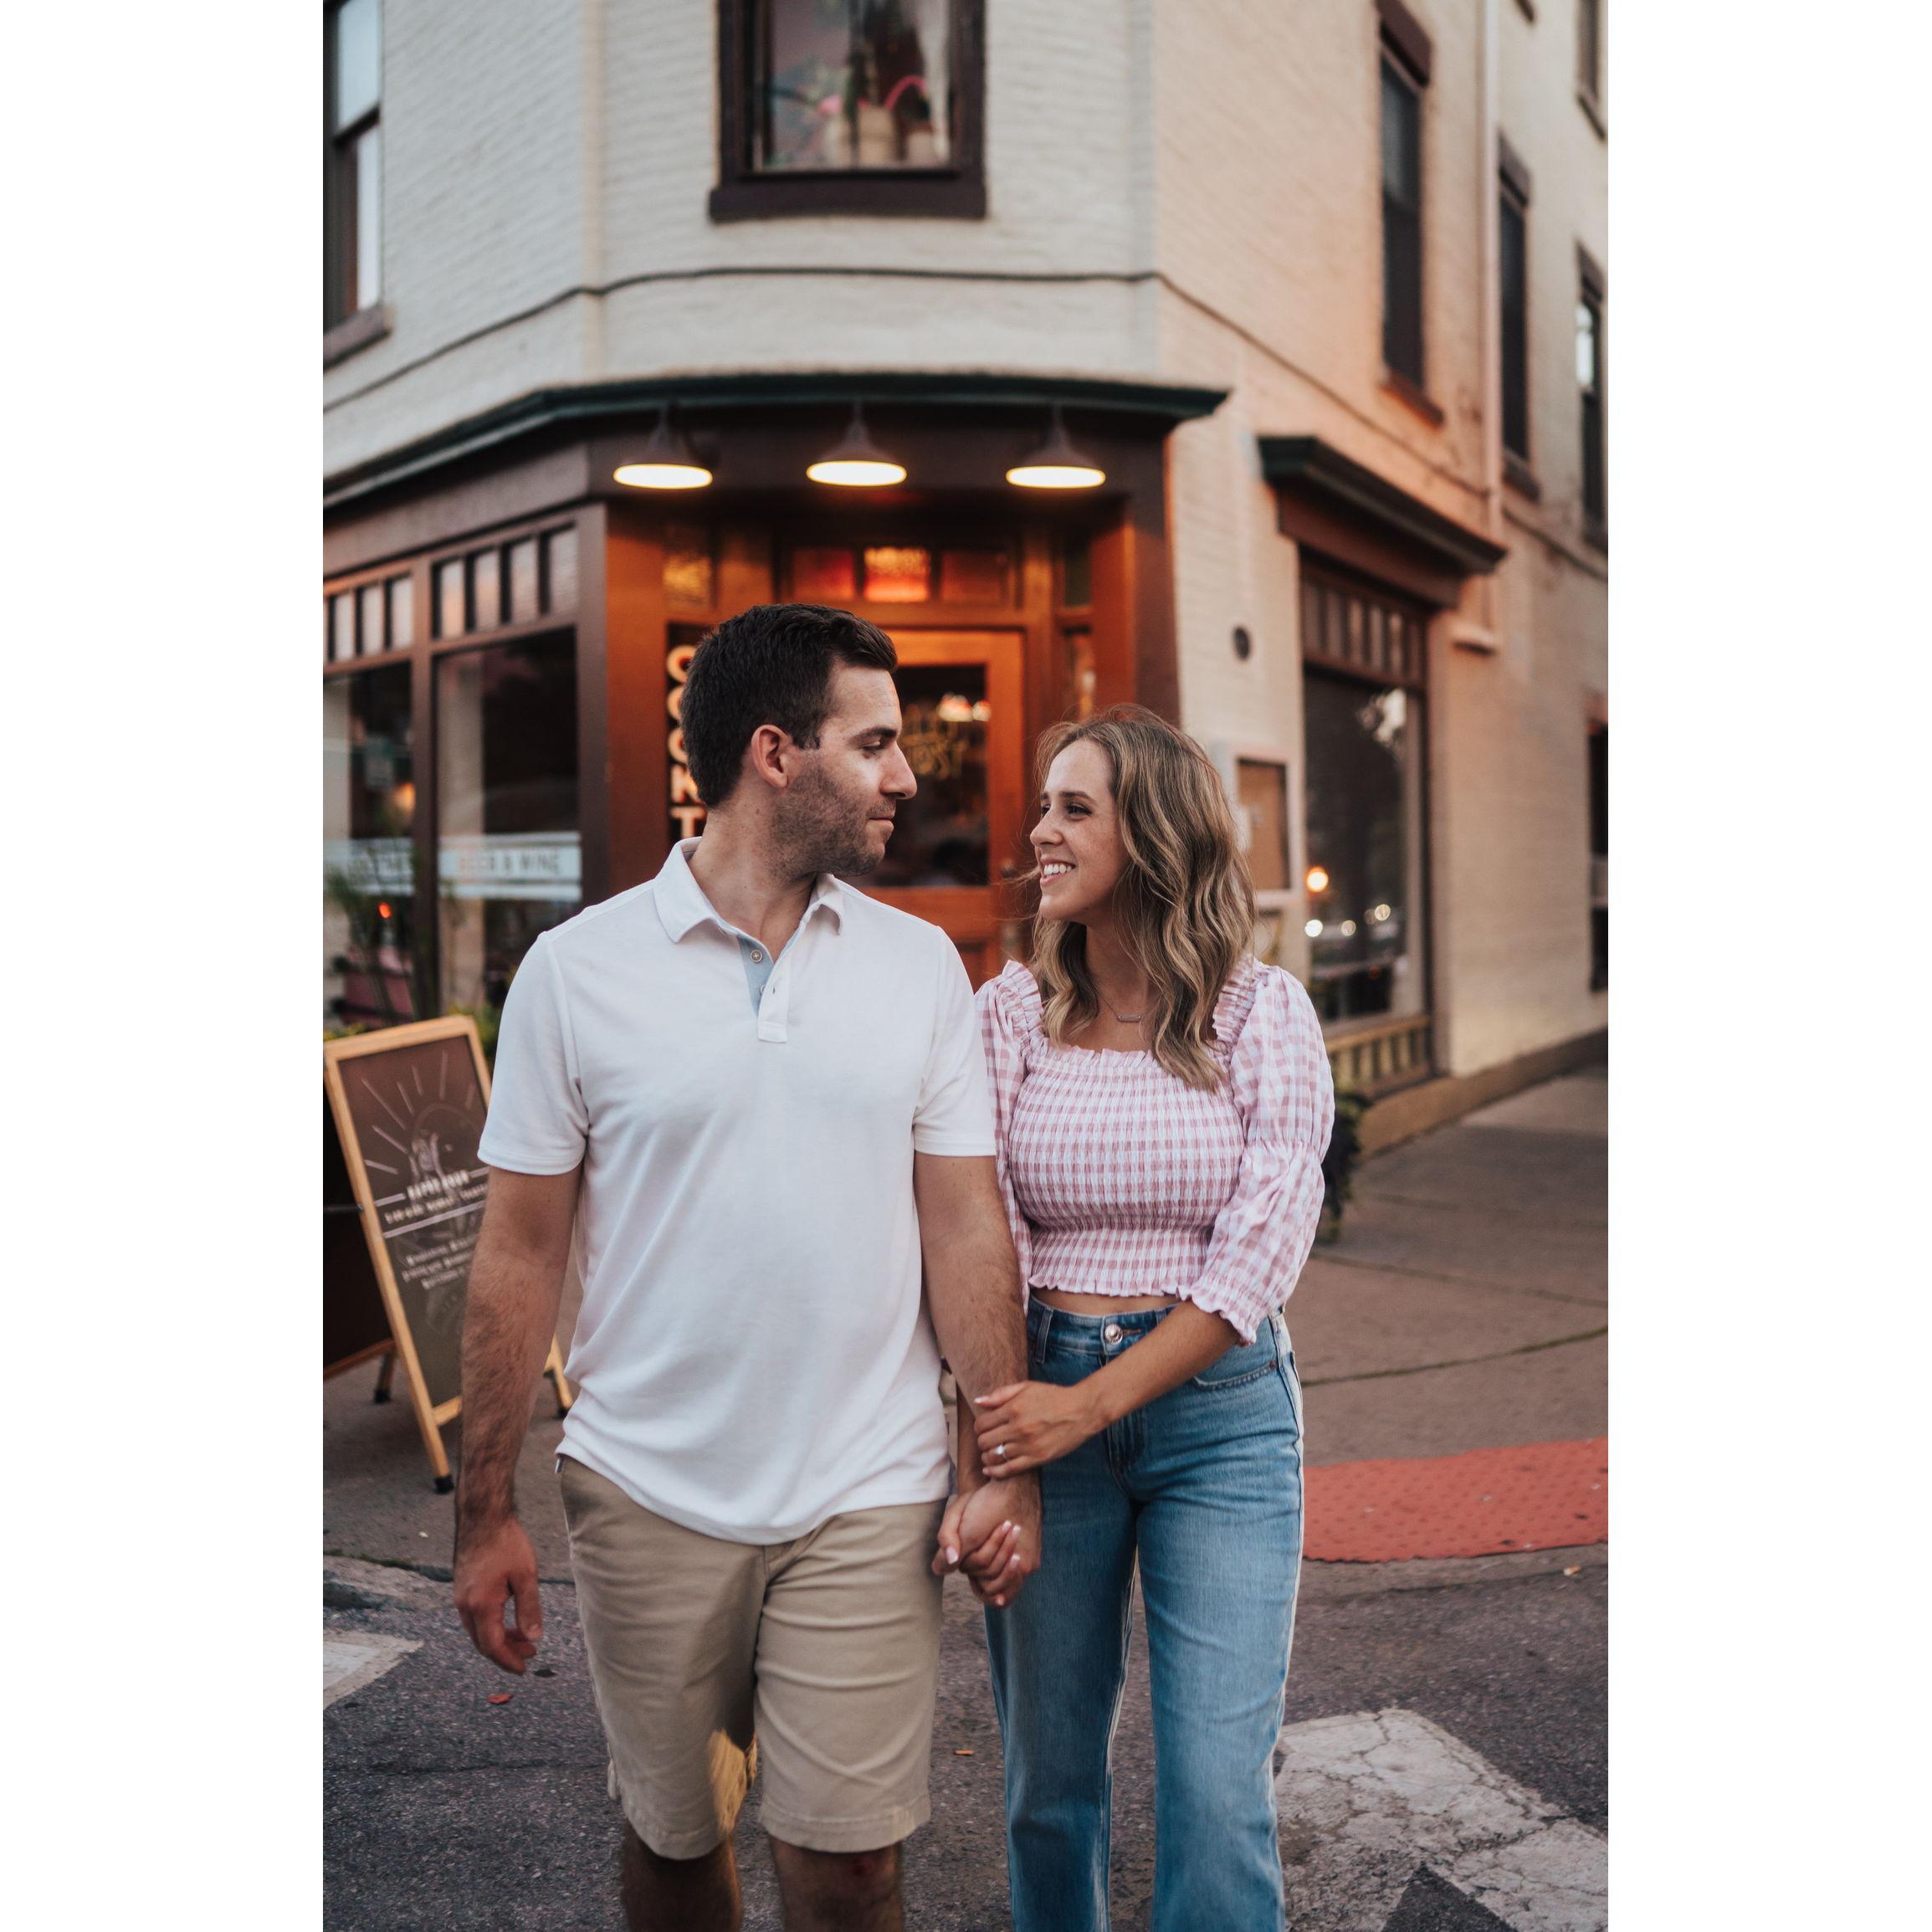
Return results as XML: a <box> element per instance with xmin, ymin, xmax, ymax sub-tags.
<box><xmin>653</xmin><ymin>838</ymin><xmax>847</xmax><ymax>945</ymax></box>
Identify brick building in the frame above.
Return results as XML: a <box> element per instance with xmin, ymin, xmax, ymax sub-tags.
<box><xmin>323</xmin><ymin>0</ymin><xmax>1607</xmax><ymax>1126</ymax></box>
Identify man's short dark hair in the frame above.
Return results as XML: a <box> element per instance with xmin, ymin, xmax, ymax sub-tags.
<box><xmin>681</xmin><ymin>604</ymin><xmax>898</xmax><ymax>807</ymax></box>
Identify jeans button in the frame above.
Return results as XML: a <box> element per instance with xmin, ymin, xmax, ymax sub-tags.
<box><xmin>1103</xmin><ymin>1321</ymin><xmax>1122</xmax><ymax>1343</ymax></box>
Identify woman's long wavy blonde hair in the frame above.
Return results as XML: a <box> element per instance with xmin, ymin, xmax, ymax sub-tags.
<box><xmin>1028</xmin><ymin>706</ymin><xmax>1257</xmax><ymax>1092</ymax></box>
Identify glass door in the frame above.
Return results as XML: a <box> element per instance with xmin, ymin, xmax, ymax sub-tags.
<box><xmin>855</xmin><ymin>629</ymin><xmax>1026</xmax><ymax>986</ymax></box>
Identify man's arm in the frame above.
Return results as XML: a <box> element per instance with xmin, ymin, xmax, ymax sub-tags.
<box><xmin>452</xmin><ymin>1165</ymin><xmax>580</xmax><ymax>1673</ymax></box>
<box><xmin>914</xmin><ymin>1152</ymin><xmax>1041</xmax><ymax>1595</ymax></box>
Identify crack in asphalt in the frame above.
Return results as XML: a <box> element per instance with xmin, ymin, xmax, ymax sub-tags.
<box><xmin>1299</xmin><ymin>1325</ymin><xmax>1608</xmax><ymax>1388</ymax></box>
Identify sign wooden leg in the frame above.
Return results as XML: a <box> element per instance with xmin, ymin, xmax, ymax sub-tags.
<box><xmin>545</xmin><ymin>1341</ymin><xmax>574</xmax><ymax>1419</ymax></box>
<box><xmin>373</xmin><ymin>1346</ymin><xmax>397</xmax><ymax>1404</ymax></box>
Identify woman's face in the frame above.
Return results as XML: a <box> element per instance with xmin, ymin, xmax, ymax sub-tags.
<box><xmin>1032</xmin><ymin>738</ymin><xmax>1129</xmax><ymax>926</ymax></box>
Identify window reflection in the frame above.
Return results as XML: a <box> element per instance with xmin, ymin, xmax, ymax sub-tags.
<box><xmin>866</xmin><ymin>664</ymin><xmax>990</xmax><ymax>887</ymax></box>
<box><xmin>436</xmin><ymin>637</ymin><xmax>582</xmax><ymax>1027</ymax></box>
<box><xmin>755</xmin><ymin>0</ymin><xmax>954</xmax><ymax>172</ymax></box>
<box><xmin>1302</xmin><ymin>669</ymin><xmax>1426</xmax><ymax>1023</ymax></box>
<box><xmin>324</xmin><ymin>665</ymin><xmax>418</xmax><ymax>1029</ymax></box>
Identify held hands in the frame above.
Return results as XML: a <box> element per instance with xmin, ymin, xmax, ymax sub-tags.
<box><xmin>453</xmin><ymin>1515</ymin><xmax>543</xmax><ymax>1674</ymax></box>
<box><xmin>973</xmin><ymin>1381</ymin><xmax>1104</xmax><ymax>1478</ymax></box>
<box><xmin>931</xmin><ymin>1473</ymin><xmax>1043</xmax><ymax>1607</ymax></box>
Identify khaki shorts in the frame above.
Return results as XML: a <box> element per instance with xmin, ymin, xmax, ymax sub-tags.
<box><xmin>558</xmin><ymin>1456</ymin><xmax>946</xmax><ymax>1858</ymax></box>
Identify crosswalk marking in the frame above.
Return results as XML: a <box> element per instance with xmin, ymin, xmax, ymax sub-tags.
<box><xmin>325</xmin><ymin>1632</ymin><xmax>422</xmax><ymax>1708</ymax></box>
<box><xmin>1275</xmin><ymin>1708</ymin><xmax>1607</xmax><ymax>1931</ymax></box>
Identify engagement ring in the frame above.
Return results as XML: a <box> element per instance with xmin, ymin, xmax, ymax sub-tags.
<box><xmin>994</xmin><ymin>1443</ymin><xmax>1007</xmax><ymax>1460</ymax></box>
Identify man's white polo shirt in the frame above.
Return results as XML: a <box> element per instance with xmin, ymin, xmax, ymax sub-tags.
<box><xmin>477</xmin><ymin>838</ymin><xmax>995</xmax><ymax>1545</ymax></box>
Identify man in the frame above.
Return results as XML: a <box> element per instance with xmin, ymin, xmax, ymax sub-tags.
<box><xmin>453</xmin><ymin>603</ymin><xmax>1041</xmax><ymax>1932</ymax></box>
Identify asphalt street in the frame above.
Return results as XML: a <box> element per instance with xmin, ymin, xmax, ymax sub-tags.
<box><xmin>324</xmin><ymin>1068</ymin><xmax>1607</xmax><ymax>1929</ymax></box>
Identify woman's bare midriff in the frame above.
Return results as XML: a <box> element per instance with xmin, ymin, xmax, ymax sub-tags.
<box><xmin>1033</xmin><ymin>1287</ymin><xmax>1180</xmax><ymax>1315</ymax></box>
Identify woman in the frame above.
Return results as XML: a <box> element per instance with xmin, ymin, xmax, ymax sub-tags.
<box><xmin>945</xmin><ymin>705</ymin><xmax>1334</xmax><ymax>1932</ymax></box>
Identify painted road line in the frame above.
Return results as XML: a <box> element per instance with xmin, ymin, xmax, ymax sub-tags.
<box><xmin>325</xmin><ymin>1631</ymin><xmax>423</xmax><ymax>1708</ymax></box>
<box><xmin>1276</xmin><ymin>1708</ymin><xmax>1607</xmax><ymax>1932</ymax></box>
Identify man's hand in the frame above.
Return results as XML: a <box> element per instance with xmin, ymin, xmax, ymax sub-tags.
<box><xmin>974</xmin><ymin>1380</ymin><xmax>1104</xmax><ymax>1478</ymax></box>
<box><xmin>454</xmin><ymin>1514</ymin><xmax>543</xmax><ymax>1673</ymax></box>
<box><xmin>933</xmin><ymin>1481</ymin><xmax>1028</xmax><ymax>1605</ymax></box>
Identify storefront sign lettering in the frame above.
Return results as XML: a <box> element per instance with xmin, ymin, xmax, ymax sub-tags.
<box><xmin>666</xmin><ymin>644</ymin><xmax>707</xmax><ymax>842</ymax></box>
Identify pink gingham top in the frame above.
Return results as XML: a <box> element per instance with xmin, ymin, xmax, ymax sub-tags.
<box><xmin>976</xmin><ymin>957</ymin><xmax>1336</xmax><ymax>1345</ymax></box>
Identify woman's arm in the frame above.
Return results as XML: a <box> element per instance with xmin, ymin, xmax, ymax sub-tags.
<box><xmin>971</xmin><ymin>1302</ymin><xmax>1243</xmax><ymax>1478</ymax></box>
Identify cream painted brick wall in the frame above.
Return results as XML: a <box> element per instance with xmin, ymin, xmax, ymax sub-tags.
<box><xmin>1151</xmin><ymin>0</ymin><xmax>1489</xmax><ymax>494</ymax></box>
<box><xmin>325</xmin><ymin>1</ymin><xmax>591</xmax><ymax>455</ymax></box>
<box><xmin>327</xmin><ymin>0</ymin><xmax>1159</xmax><ymax>474</ymax></box>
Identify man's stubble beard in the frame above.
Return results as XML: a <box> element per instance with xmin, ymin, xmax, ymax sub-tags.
<box><xmin>778</xmin><ymin>758</ymin><xmax>889</xmax><ymax>879</ymax></box>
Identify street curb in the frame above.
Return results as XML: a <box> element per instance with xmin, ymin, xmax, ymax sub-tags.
<box><xmin>1299</xmin><ymin>1541</ymin><xmax>1606</xmax><ymax>1600</ymax></box>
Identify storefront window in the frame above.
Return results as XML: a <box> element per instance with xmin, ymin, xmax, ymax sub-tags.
<box><xmin>753</xmin><ymin>0</ymin><xmax>954</xmax><ymax>172</ymax></box>
<box><xmin>1302</xmin><ymin>667</ymin><xmax>1427</xmax><ymax>1024</ymax></box>
<box><xmin>324</xmin><ymin>665</ymin><xmax>418</xmax><ymax>1030</ymax></box>
<box><xmin>868</xmin><ymin>663</ymin><xmax>991</xmax><ymax>887</ymax></box>
<box><xmin>436</xmin><ymin>636</ymin><xmax>582</xmax><ymax>1027</ymax></box>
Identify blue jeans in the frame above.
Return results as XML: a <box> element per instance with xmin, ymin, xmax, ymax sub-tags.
<box><xmin>985</xmin><ymin>1300</ymin><xmax>1304</xmax><ymax>1932</ymax></box>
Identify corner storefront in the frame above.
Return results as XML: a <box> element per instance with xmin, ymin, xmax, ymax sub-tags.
<box><xmin>323</xmin><ymin>373</ymin><xmax>1224</xmax><ymax>1037</ymax></box>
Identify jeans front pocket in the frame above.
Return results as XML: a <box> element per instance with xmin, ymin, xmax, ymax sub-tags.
<box><xmin>1190</xmin><ymin>1316</ymin><xmax>1282</xmax><ymax>1389</ymax></box>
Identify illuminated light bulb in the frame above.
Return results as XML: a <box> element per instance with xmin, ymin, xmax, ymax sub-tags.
<box><xmin>613</xmin><ymin>408</ymin><xmax>713</xmax><ymax>489</ymax></box>
<box><xmin>1305</xmin><ymin>865</ymin><xmax>1330</xmax><ymax>893</ymax></box>
<box><xmin>1304</xmin><ymin>919</ymin><xmax>1324</xmax><ymax>938</ymax></box>
<box><xmin>1007</xmin><ymin>404</ymin><xmax>1107</xmax><ymax>489</ymax></box>
<box><xmin>1371</xmin><ymin>903</ymin><xmax>1393</xmax><ymax>923</ymax></box>
<box><xmin>1340</xmin><ymin>920</ymin><xmax>1357</xmax><ymax>936</ymax></box>
<box><xmin>807</xmin><ymin>403</ymin><xmax>907</xmax><ymax>487</ymax></box>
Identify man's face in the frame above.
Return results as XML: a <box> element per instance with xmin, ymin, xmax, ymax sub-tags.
<box><xmin>780</xmin><ymin>664</ymin><xmax>917</xmax><ymax>877</ymax></box>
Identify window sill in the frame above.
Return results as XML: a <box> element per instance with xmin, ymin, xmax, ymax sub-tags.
<box><xmin>1503</xmin><ymin>451</ymin><xmax>1541</xmax><ymax>501</ymax></box>
<box><xmin>1576</xmin><ymin>86</ymin><xmax>1607</xmax><ymax>140</ymax></box>
<box><xmin>325</xmin><ymin>304</ymin><xmax>393</xmax><ymax>368</ymax></box>
<box><xmin>709</xmin><ymin>172</ymin><xmax>986</xmax><ymax>223</ymax></box>
<box><xmin>1381</xmin><ymin>367</ymin><xmax>1445</xmax><ymax>428</ymax></box>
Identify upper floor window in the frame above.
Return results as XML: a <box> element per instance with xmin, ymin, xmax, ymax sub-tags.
<box><xmin>1376</xmin><ymin>1</ymin><xmax>1432</xmax><ymax>399</ymax></box>
<box><xmin>325</xmin><ymin>0</ymin><xmax>382</xmax><ymax>328</ymax></box>
<box><xmin>1576</xmin><ymin>249</ymin><xmax>1607</xmax><ymax>544</ymax></box>
<box><xmin>712</xmin><ymin>1</ymin><xmax>986</xmax><ymax>221</ymax></box>
<box><xmin>1577</xmin><ymin>0</ymin><xmax>1603</xmax><ymax>108</ymax></box>
<box><xmin>1499</xmin><ymin>137</ymin><xmax>1533</xmax><ymax>477</ymax></box>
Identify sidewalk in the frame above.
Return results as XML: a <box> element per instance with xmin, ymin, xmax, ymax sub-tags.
<box><xmin>325</xmin><ymin>1068</ymin><xmax>1607</xmax><ymax>1930</ymax></box>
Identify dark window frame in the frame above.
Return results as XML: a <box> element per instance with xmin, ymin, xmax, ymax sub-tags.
<box><xmin>1577</xmin><ymin>246</ymin><xmax>1607</xmax><ymax>549</ymax></box>
<box><xmin>324</xmin><ymin>0</ymin><xmax>382</xmax><ymax>330</ymax></box>
<box><xmin>1499</xmin><ymin>134</ymin><xmax>1533</xmax><ymax>477</ymax></box>
<box><xmin>711</xmin><ymin>0</ymin><xmax>986</xmax><ymax>222</ymax></box>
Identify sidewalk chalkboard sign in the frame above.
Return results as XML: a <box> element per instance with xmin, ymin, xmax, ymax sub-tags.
<box><xmin>324</xmin><ymin>1016</ymin><xmax>571</xmax><ymax>1490</ymax></box>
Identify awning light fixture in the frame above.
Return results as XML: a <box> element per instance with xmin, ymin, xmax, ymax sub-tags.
<box><xmin>807</xmin><ymin>402</ymin><xmax>907</xmax><ymax>487</ymax></box>
<box><xmin>1007</xmin><ymin>405</ymin><xmax>1106</xmax><ymax>489</ymax></box>
<box><xmin>613</xmin><ymin>409</ymin><xmax>714</xmax><ymax>489</ymax></box>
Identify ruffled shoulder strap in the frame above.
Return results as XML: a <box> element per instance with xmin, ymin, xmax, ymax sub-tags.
<box><xmin>1209</xmin><ymin>953</ymin><xmax>1268</xmax><ymax>1056</ymax></box>
<box><xmin>988</xmin><ymin>957</ymin><xmax>1044</xmax><ymax>1027</ymax></box>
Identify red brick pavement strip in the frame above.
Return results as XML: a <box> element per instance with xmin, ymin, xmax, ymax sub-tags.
<box><xmin>1304</xmin><ymin>1437</ymin><xmax>1607</xmax><ymax>1562</ymax></box>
